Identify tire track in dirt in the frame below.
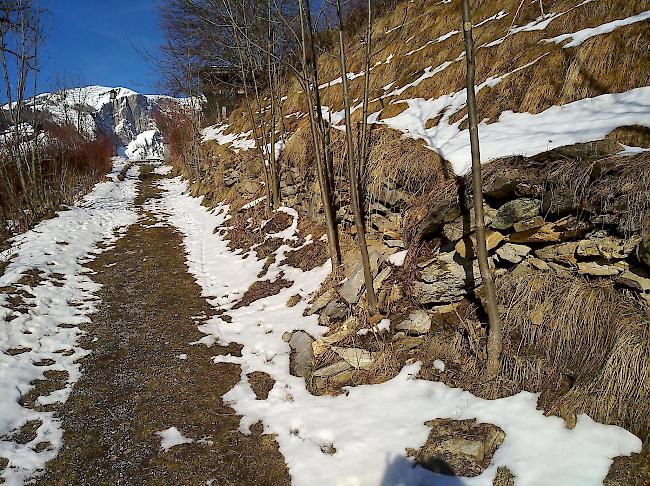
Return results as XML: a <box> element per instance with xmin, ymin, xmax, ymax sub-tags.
<box><xmin>36</xmin><ymin>166</ymin><xmax>289</xmax><ymax>485</ymax></box>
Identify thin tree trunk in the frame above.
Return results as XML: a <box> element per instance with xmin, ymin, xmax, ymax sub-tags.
<box><xmin>461</xmin><ymin>0</ymin><xmax>502</xmax><ymax>379</ymax></box>
<box><xmin>336</xmin><ymin>0</ymin><xmax>378</xmax><ymax>315</ymax></box>
<box><xmin>359</xmin><ymin>0</ymin><xmax>372</xmax><ymax>179</ymax></box>
<box><xmin>299</xmin><ymin>0</ymin><xmax>340</xmax><ymax>268</ymax></box>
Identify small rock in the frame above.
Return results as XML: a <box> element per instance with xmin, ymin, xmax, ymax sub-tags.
<box><xmin>311</xmin><ymin>361</ymin><xmax>354</xmax><ymax>390</ymax></box>
<box><xmin>617</xmin><ymin>267</ymin><xmax>650</xmax><ymax>292</ymax></box>
<box><xmin>455</xmin><ymin>230</ymin><xmax>505</xmax><ymax>259</ymax></box>
<box><xmin>288</xmin><ymin>331</ymin><xmax>315</xmax><ymax>378</ymax></box>
<box><xmin>513</xmin><ymin>216</ymin><xmax>545</xmax><ymax>232</ymax></box>
<box><xmin>491</xmin><ymin>199</ymin><xmax>541</xmax><ymax>230</ymax></box>
<box><xmin>577</xmin><ymin>261</ymin><xmax>625</xmax><ymax>276</ymax></box>
<box><xmin>396</xmin><ymin>310</ymin><xmax>432</xmax><ymax>335</ymax></box>
<box><xmin>496</xmin><ymin>243</ymin><xmax>531</xmax><ymax>264</ymax></box>
<box><xmin>534</xmin><ymin>242</ymin><xmax>579</xmax><ymax>265</ymax></box>
<box><xmin>331</xmin><ymin>346</ymin><xmax>375</xmax><ymax>370</ymax></box>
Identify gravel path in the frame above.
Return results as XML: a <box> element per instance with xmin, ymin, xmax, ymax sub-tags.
<box><xmin>35</xmin><ymin>167</ymin><xmax>289</xmax><ymax>485</ymax></box>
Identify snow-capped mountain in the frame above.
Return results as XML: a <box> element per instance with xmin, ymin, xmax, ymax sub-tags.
<box><xmin>5</xmin><ymin>85</ymin><xmax>189</xmax><ymax>160</ymax></box>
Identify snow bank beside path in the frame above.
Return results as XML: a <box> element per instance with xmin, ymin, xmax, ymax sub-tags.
<box><xmin>0</xmin><ymin>158</ymin><xmax>140</xmax><ymax>485</ymax></box>
<box><xmin>151</xmin><ymin>172</ymin><xmax>641</xmax><ymax>486</ymax></box>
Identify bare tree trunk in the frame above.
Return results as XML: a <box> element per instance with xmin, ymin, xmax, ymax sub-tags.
<box><xmin>359</xmin><ymin>0</ymin><xmax>372</xmax><ymax>179</ymax></box>
<box><xmin>336</xmin><ymin>0</ymin><xmax>378</xmax><ymax>315</ymax></box>
<box><xmin>461</xmin><ymin>0</ymin><xmax>502</xmax><ymax>379</ymax></box>
<box><xmin>267</xmin><ymin>6</ymin><xmax>280</xmax><ymax>208</ymax></box>
<box><xmin>299</xmin><ymin>0</ymin><xmax>340</xmax><ymax>268</ymax></box>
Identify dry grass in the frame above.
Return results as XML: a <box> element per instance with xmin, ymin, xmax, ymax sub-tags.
<box><xmin>364</xmin><ymin>127</ymin><xmax>447</xmax><ymax>201</ymax></box>
<box><xmin>496</xmin><ymin>267</ymin><xmax>650</xmax><ymax>439</ymax></box>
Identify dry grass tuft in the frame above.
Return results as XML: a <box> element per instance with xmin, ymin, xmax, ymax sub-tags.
<box><xmin>497</xmin><ymin>267</ymin><xmax>650</xmax><ymax>439</ymax></box>
<box><xmin>364</xmin><ymin>127</ymin><xmax>447</xmax><ymax>201</ymax></box>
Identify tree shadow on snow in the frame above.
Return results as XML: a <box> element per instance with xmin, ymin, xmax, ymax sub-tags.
<box><xmin>379</xmin><ymin>455</ymin><xmax>468</xmax><ymax>486</ymax></box>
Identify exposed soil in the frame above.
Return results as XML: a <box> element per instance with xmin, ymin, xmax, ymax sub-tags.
<box><xmin>35</xmin><ymin>167</ymin><xmax>290</xmax><ymax>486</ymax></box>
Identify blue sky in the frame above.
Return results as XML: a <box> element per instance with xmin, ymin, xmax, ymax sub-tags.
<box><xmin>39</xmin><ymin>0</ymin><xmax>162</xmax><ymax>95</ymax></box>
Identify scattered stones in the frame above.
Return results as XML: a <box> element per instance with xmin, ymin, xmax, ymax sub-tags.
<box><xmin>491</xmin><ymin>198</ymin><xmax>541</xmax><ymax>230</ymax></box>
<box><xmin>455</xmin><ymin>230</ymin><xmax>504</xmax><ymax>259</ymax></box>
<box><xmin>331</xmin><ymin>346</ymin><xmax>375</xmax><ymax>370</ymax></box>
<box><xmin>395</xmin><ymin>310</ymin><xmax>432</xmax><ymax>335</ymax></box>
<box><xmin>496</xmin><ymin>243</ymin><xmax>531</xmax><ymax>264</ymax></box>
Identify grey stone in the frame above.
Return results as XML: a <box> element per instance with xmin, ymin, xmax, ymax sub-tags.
<box><xmin>491</xmin><ymin>199</ymin><xmax>541</xmax><ymax>230</ymax></box>
<box><xmin>496</xmin><ymin>243</ymin><xmax>531</xmax><ymax>264</ymax></box>
<box><xmin>395</xmin><ymin>310</ymin><xmax>432</xmax><ymax>335</ymax></box>
<box><xmin>288</xmin><ymin>331</ymin><xmax>315</xmax><ymax>378</ymax></box>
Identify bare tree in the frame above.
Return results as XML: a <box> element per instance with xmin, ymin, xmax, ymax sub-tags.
<box><xmin>461</xmin><ymin>0</ymin><xmax>502</xmax><ymax>378</ymax></box>
<box><xmin>335</xmin><ymin>0</ymin><xmax>378</xmax><ymax>315</ymax></box>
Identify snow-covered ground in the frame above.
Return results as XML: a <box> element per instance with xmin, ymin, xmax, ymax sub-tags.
<box><xmin>0</xmin><ymin>158</ymin><xmax>140</xmax><ymax>485</ymax></box>
<box><xmin>146</xmin><ymin>173</ymin><xmax>642</xmax><ymax>486</ymax></box>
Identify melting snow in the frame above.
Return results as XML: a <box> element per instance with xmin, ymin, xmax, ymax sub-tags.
<box><xmin>0</xmin><ymin>158</ymin><xmax>139</xmax><ymax>485</ymax></box>
<box><xmin>156</xmin><ymin>427</ymin><xmax>193</xmax><ymax>451</ymax></box>
<box><xmin>146</xmin><ymin>173</ymin><xmax>642</xmax><ymax>486</ymax></box>
<box><xmin>542</xmin><ymin>9</ymin><xmax>650</xmax><ymax>48</ymax></box>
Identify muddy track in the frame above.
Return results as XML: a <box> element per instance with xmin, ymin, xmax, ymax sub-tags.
<box><xmin>36</xmin><ymin>167</ymin><xmax>289</xmax><ymax>485</ymax></box>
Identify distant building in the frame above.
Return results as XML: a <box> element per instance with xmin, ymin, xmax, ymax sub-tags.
<box><xmin>199</xmin><ymin>66</ymin><xmax>245</xmax><ymax>123</ymax></box>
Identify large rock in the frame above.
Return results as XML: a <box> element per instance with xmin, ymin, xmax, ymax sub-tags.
<box><xmin>491</xmin><ymin>198</ymin><xmax>541</xmax><ymax>230</ymax></box>
<box><xmin>414</xmin><ymin>252</ymin><xmax>483</xmax><ymax>304</ymax></box>
<box><xmin>395</xmin><ymin>310</ymin><xmax>432</xmax><ymax>335</ymax></box>
<box><xmin>339</xmin><ymin>249</ymin><xmax>382</xmax><ymax>304</ymax></box>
